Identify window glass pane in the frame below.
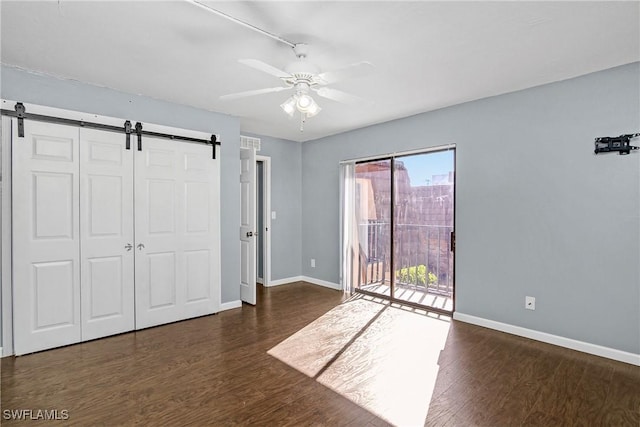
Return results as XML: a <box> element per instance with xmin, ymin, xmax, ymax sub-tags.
<box><xmin>394</xmin><ymin>151</ymin><xmax>454</xmax><ymax>311</ymax></box>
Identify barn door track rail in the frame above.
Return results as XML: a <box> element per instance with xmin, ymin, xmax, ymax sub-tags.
<box><xmin>1</xmin><ymin>102</ymin><xmax>222</xmax><ymax>158</ymax></box>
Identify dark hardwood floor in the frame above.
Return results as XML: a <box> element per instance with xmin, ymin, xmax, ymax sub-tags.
<box><xmin>2</xmin><ymin>282</ymin><xmax>639</xmax><ymax>426</ymax></box>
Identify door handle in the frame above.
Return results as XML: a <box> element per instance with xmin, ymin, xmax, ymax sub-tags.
<box><xmin>125</xmin><ymin>243</ymin><xmax>133</xmax><ymax>251</ymax></box>
<box><xmin>137</xmin><ymin>243</ymin><xmax>145</xmax><ymax>250</ymax></box>
<box><xmin>246</xmin><ymin>231</ymin><xmax>253</xmax><ymax>237</ymax></box>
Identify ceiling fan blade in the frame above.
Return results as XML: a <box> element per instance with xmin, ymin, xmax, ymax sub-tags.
<box><xmin>220</xmin><ymin>86</ymin><xmax>290</xmax><ymax>101</ymax></box>
<box><xmin>315</xmin><ymin>61</ymin><xmax>374</xmax><ymax>85</ymax></box>
<box><xmin>239</xmin><ymin>59</ymin><xmax>290</xmax><ymax>79</ymax></box>
<box><xmin>313</xmin><ymin>87</ymin><xmax>368</xmax><ymax>105</ymax></box>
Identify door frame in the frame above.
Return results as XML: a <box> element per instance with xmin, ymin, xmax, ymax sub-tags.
<box><xmin>1</xmin><ymin>115</ymin><xmax>14</xmax><ymax>356</ymax></box>
<box><xmin>341</xmin><ymin>144</ymin><xmax>457</xmax><ymax>315</ymax></box>
<box><xmin>256</xmin><ymin>155</ymin><xmax>272</xmax><ymax>287</ymax></box>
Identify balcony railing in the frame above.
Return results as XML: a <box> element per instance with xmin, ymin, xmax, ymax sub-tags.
<box><xmin>358</xmin><ymin>220</ymin><xmax>453</xmax><ymax>298</ymax></box>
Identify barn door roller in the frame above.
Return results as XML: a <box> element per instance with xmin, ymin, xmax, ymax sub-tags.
<box><xmin>15</xmin><ymin>102</ymin><xmax>25</xmax><ymax>137</ymax></box>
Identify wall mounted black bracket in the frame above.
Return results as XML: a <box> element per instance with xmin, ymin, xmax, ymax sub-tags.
<box><xmin>594</xmin><ymin>133</ymin><xmax>639</xmax><ymax>155</ymax></box>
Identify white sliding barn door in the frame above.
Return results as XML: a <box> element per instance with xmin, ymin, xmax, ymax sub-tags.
<box><xmin>80</xmin><ymin>128</ymin><xmax>135</xmax><ymax>341</ymax></box>
<box><xmin>240</xmin><ymin>148</ymin><xmax>256</xmax><ymax>305</ymax></box>
<box><xmin>12</xmin><ymin>120</ymin><xmax>81</xmax><ymax>355</ymax></box>
<box><xmin>134</xmin><ymin>137</ymin><xmax>220</xmax><ymax>329</ymax></box>
<box><xmin>181</xmin><ymin>142</ymin><xmax>220</xmax><ymax>319</ymax></box>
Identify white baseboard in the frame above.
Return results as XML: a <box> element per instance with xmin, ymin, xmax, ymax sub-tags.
<box><xmin>453</xmin><ymin>312</ymin><xmax>640</xmax><ymax>366</ymax></box>
<box><xmin>266</xmin><ymin>275</ymin><xmax>341</xmax><ymax>291</ymax></box>
<box><xmin>267</xmin><ymin>276</ymin><xmax>304</xmax><ymax>287</ymax></box>
<box><xmin>256</xmin><ymin>277</ymin><xmax>264</xmax><ymax>285</ymax></box>
<box><xmin>219</xmin><ymin>300</ymin><xmax>242</xmax><ymax>311</ymax></box>
<box><xmin>301</xmin><ymin>276</ymin><xmax>342</xmax><ymax>291</ymax></box>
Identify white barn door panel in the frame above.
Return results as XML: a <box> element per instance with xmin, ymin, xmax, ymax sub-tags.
<box><xmin>10</xmin><ymin>104</ymin><xmax>221</xmax><ymax>354</ymax></box>
<box><xmin>134</xmin><ymin>137</ymin><xmax>182</xmax><ymax>328</ymax></box>
<box><xmin>135</xmin><ymin>137</ymin><xmax>219</xmax><ymax>329</ymax></box>
<box><xmin>79</xmin><ymin>128</ymin><xmax>135</xmax><ymax>341</ymax></box>
<box><xmin>181</xmin><ymin>142</ymin><xmax>220</xmax><ymax>319</ymax></box>
<box><xmin>12</xmin><ymin>119</ymin><xmax>81</xmax><ymax>355</ymax></box>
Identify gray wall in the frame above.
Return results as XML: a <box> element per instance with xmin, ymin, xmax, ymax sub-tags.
<box><xmin>1</xmin><ymin>65</ymin><xmax>242</xmax><ymax>304</ymax></box>
<box><xmin>301</xmin><ymin>62</ymin><xmax>640</xmax><ymax>354</ymax></box>
<box><xmin>248</xmin><ymin>134</ymin><xmax>302</xmax><ymax>281</ymax></box>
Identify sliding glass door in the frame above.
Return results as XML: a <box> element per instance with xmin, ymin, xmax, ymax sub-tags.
<box><xmin>342</xmin><ymin>148</ymin><xmax>455</xmax><ymax>313</ymax></box>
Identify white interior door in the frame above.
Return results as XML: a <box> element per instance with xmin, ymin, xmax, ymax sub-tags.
<box><xmin>135</xmin><ymin>136</ymin><xmax>220</xmax><ymax>329</ymax></box>
<box><xmin>80</xmin><ymin>128</ymin><xmax>134</xmax><ymax>341</ymax></box>
<box><xmin>12</xmin><ymin>119</ymin><xmax>81</xmax><ymax>355</ymax></box>
<box><xmin>240</xmin><ymin>148</ymin><xmax>256</xmax><ymax>305</ymax></box>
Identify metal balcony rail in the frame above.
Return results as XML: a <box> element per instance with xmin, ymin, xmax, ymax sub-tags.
<box><xmin>357</xmin><ymin>220</ymin><xmax>453</xmax><ymax>297</ymax></box>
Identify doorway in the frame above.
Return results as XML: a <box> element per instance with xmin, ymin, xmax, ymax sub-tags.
<box><xmin>256</xmin><ymin>156</ymin><xmax>271</xmax><ymax>287</ymax></box>
<box><xmin>342</xmin><ymin>147</ymin><xmax>455</xmax><ymax>314</ymax></box>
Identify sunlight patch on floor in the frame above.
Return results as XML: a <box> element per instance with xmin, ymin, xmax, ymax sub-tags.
<box><xmin>360</xmin><ymin>282</ymin><xmax>454</xmax><ymax>312</ymax></box>
<box><xmin>267</xmin><ymin>298</ymin><xmax>386</xmax><ymax>377</ymax></box>
<box><xmin>268</xmin><ymin>297</ymin><xmax>451</xmax><ymax>426</ymax></box>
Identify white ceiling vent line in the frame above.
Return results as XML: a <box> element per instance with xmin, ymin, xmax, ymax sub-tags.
<box><xmin>240</xmin><ymin>135</ymin><xmax>261</xmax><ymax>151</ymax></box>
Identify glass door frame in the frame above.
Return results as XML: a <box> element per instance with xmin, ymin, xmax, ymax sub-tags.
<box><xmin>351</xmin><ymin>146</ymin><xmax>456</xmax><ymax>315</ymax></box>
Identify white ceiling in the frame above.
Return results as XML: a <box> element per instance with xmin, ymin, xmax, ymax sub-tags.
<box><xmin>1</xmin><ymin>1</ymin><xmax>639</xmax><ymax>142</ymax></box>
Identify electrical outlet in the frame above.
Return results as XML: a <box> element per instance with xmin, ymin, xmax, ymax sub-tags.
<box><xmin>271</xmin><ymin>211</ymin><xmax>276</xmax><ymax>220</ymax></box>
<box><xmin>311</xmin><ymin>259</ymin><xmax>316</xmax><ymax>268</ymax></box>
<box><xmin>525</xmin><ymin>296</ymin><xmax>536</xmax><ymax>310</ymax></box>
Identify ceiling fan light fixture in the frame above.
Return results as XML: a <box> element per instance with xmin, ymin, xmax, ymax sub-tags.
<box><xmin>296</xmin><ymin>93</ymin><xmax>313</xmax><ymax>110</ymax></box>
<box><xmin>304</xmin><ymin>100</ymin><xmax>321</xmax><ymax>117</ymax></box>
<box><xmin>280</xmin><ymin>96</ymin><xmax>297</xmax><ymax>117</ymax></box>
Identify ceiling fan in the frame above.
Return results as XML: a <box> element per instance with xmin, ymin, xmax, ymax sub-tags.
<box><xmin>220</xmin><ymin>43</ymin><xmax>373</xmax><ymax>130</ymax></box>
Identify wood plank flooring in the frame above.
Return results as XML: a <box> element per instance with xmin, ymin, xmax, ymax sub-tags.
<box><xmin>2</xmin><ymin>282</ymin><xmax>639</xmax><ymax>426</ymax></box>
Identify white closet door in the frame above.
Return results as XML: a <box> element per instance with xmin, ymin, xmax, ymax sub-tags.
<box><xmin>80</xmin><ymin>128</ymin><xmax>135</xmax><ymax>341</ymax></box>
<box><xmin>134</xmin><ymin>137</ymin><xmax>219</xmax><ymax>329</ymax></box>
<box><xmin>181</xmin><ymin>141</ymin><xmax>220</xmax><ymax>319</ymax></box>
<box><xmin>12</xmin><ymin>119</ymin><xmax>81</xmax><ymax>355</ymax></box>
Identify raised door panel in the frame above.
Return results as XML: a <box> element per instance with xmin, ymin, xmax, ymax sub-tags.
<box><xmin>80</xmin><ymin>128</ymin><xmax>134</xmax><ymax>341</ymax></box>
<box><xmin>32</xmin><ymin>261</ymin><xmax>75</xmax><ymax>330</ymax></box>
<box><xmin>185</xmin><ymin>181</ymin><xmax>209</xmax><ymax>233</ymax></box>
<box><xmin>185</xmin><ymin>250</ymin><xmax>210</xmax><ymax>303</ymax></box>
<box><xmin>12</xmin><ymin>119</ymin><xmax>81</xmax><ymax>355</ymax></box>
<box><xmin>147</xmin><ymin>179</ymin><xmax>176</xmax><ymax>234</ymax></box>
<box><xmin>87</xmin><ymin>256</ymin><xmax>124</xmax><ymax>319</ymax></box>
<box><xmin>148</xmin><ymin>252</ymin><xmax>177</xmax><ymax>309</ymax></box>
<box><xmin>33</xmin><ymin>172</ymin><xmax>74</xmax><ymax>239</ymax></box>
